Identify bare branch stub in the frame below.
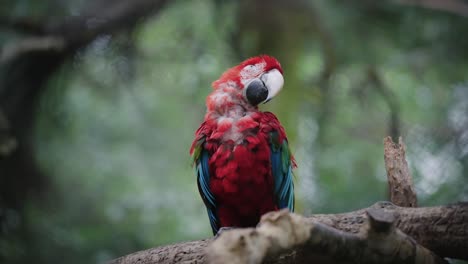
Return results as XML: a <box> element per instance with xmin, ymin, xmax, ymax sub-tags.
<box><xmin>384</xmin><ymin>136</ymin><xmax>417</xmax><ymax>207</ymax></box>
<box><xmin>366</xmin><ymin>208</ymin><xmax>395</xmax><ymax>233</ymax></box>
<box><xmin>364</xmin><ymin>208</ymin><xmax>448</xmax><ymax>264</ymax></box>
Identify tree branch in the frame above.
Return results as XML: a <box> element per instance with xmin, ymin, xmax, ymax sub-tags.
<box><xmin>110</xmin><ymin>240</ymin><xmax>211</xmax><ymax>264</ymax></box>
<box><xmin>0</xmin><ymin>36</ymin><xmax>65</xmax><ymax>64</ymax></box>
<box><xmin>0</xmin><ymin>0</ymin><xmax>169</xmax><ymax>62</ymax></box>
<box><xmin>108</xmin><ymin>202</ymin><xmax>468</xmax><ymax>264</ymax></box>
<box><xmin>0</xmin><ymin>16</ymin><xmax>48</xmax><ymax>35</ymax></box>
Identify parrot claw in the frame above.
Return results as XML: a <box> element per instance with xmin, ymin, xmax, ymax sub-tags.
<box><xmin>215</xmin><ymin>227</ymin><xmax>236</xmax><ymax>238</ymax></box>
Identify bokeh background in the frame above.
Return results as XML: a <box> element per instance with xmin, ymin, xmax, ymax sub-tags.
<box><xmin>1</xmin><ymin>0</ymin><xmax>467</xmax><ymax>263</ymax></box>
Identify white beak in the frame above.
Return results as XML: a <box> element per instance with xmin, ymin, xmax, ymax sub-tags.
<box><xmin>261</xmin><ymin>69</ymin><xmax>284</xmax><ymax>103</ymax></box>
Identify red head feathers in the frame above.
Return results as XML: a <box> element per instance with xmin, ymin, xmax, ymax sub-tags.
<box><xmin>207</xmin><ymin>55</ymin><xmax>284</xmax><ymax>111</ymax></box>
<box><xmin>212</xmin><ymin>55</ymin><xmax>283</xmax><ymax>89</ymax></box>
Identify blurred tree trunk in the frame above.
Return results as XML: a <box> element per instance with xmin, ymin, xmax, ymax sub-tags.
<box><xmin>0</xmin><ymin>38</ymin><xmax>64</xmax><ymax>226</ymax></box>
<box><xmin>0</xmin><ymin>0</ymin><xmax>168</xmax><ymax>252</ymax></box>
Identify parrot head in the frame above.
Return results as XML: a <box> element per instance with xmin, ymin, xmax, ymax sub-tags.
<box><xmin>210</xmin><ymin>55</ymin><xmax>284</xmax><ymax>109</ymax></box>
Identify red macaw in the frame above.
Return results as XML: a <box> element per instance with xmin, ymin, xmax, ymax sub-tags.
<box><xmin>190</xmin><ymin>55</ymin><xmax>296</xmax><ymax>235</ymax></box>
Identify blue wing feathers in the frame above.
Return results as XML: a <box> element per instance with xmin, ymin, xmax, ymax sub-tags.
<box><xmin>198</xmin><ymin>151</ymin><xmax>215</xmax><ymax>205</ymax></box>
<box><xmin>196</xmin><ymin>148</ymin><xmax>219</xmax><ymax>234</ymax></box>
<box><xmin>270</xmin><ymin>133</ymin><xmax>295</xmax><ymax>212</ymax></box>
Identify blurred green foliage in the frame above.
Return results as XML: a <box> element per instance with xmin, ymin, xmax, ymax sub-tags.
<box><xmin>1</xmin><ymin>0</ymin><xmax>467</xmax><ymax>263</ymax></box>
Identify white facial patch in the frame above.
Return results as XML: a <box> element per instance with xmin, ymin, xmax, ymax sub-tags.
<box><xmin>240</xmin><ymin>62</ymin><xmax>266</xmax><ymax>87</ymax></box>
<box><xmin>262</xmin><ymin>69</ymin><xmax>284</xmax><ymax>102</ymax></box>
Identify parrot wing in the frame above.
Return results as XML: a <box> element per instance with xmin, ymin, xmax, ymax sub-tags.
<box><xmin>266</xmin><ymin>114</ymin><xmax>295</xmax><ymax>212</ymax></box>
<box><xmin>191</xmin><ymin>123</ymin><xmax>219</xmax><ymax>234</ymax></box>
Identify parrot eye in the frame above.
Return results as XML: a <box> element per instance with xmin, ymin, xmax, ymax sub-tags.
<box><xmin>243</xmin><ymin>65</ymin><xmax>255</xmax><ymax>71</ymax></box>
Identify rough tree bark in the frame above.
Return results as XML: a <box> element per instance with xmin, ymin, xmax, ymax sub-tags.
<box><xmin>384</xmin><ymin>136</ymin><xmax>417</xmax><ymax>207</ymax></box>
<box><xmin>109</xmin><ymin>202</ymin><xmax>468</xmax><ymax>264</ymax></box>
<box><xmin>207</xmin><ymin>207</ymin><xmax>449</xmax><ymax>264</ymax></box>
<box><xmin>109</xmin><ymin>138</ymin><xmax>468</xmax><ymax>264</ymax></box>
